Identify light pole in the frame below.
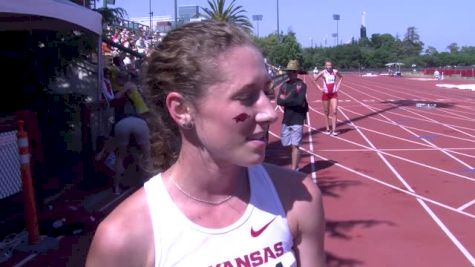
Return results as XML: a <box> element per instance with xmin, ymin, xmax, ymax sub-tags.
<box><xmin>149</xmin><ymin>0</ymin><xmax>153</xmax><ymax>31</ymax></box>
<box><xmin>174</xmin><ymin>0</ymin><xmax>178</xmax><ymax>28</ymax></box>
<box><xmin>276</xmin><ymin>0</ymin><xmax>280</xmax><ymax>39</ymax></box>
<box><xmin>333</xmin><ymin>14</ymin><xmax>340</xmax><ymax>45</ymax></box>
<box><xmin>252</xmin><ymin>15</ymin><xmax>263</xmax><ymax>37</ymax></box>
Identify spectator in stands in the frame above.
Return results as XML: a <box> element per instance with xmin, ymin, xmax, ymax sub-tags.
<box><xmin>96</xmin><ymin>71</ymin><xmax>152</xmax><ymax>195</ymax></box>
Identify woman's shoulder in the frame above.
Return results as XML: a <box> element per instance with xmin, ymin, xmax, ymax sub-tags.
<box><xmin>262</xmin><ymin>163</ymin><xmax>320</xmax><ymax>200</ymax></box>
<box><xmin>86</xmin><ymin>188</ymin><xmax>154</xmax><ymax>266</ymax></box>
<box><xmin>261</xmin><ymin>163</ymin><xmax>324</xmax><ymax>245</ymax></box>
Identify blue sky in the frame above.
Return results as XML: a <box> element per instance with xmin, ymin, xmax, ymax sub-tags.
<box><xmin>107</xmin><ymin>0</ymin><xmax>474</xmax><ymax>52</ymax></box>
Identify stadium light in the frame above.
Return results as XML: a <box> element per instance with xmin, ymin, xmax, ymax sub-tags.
<box><xmin>252</xmin><ymin>14</ymin><xmax>263</xmax><ymax>37</ymax></box>
<box><xmin>174</xmin><ymin>0</ymin><xmax>178</xmax><ymax>28</ymax></box>
<box><xmin>149</xmin><ymin>0</ymin><xmax>153</xmax><ymax>30</ymax></box>
<box><xmin>333</xmin><ymin>14</ymin><xmax>340</xmax><ymax>45</ymax></box>
<box><xmin>276</xmin><ymin>0</ymin><xmax>280</xmax><ymax>40</ymax></box>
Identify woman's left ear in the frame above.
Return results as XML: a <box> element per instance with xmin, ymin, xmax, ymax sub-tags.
<box><xmin>166</xmin><ymin>92</ymin><xmax>194</xmax><ymax>129</ymax></box>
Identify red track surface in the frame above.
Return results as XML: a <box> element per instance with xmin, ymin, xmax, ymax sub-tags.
<box><xmin>266</xmin><ymin>74</ymin><xmax>475</xmax><ymax>267</ymax></box>
<box><xmin>5</xmin><ymin>75</ymin><xmax>474</xmax><ymax>267</ymax></box>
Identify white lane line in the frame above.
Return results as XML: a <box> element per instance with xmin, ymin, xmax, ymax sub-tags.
<box><xmin>308</xmin><ymin>80</ymin><xmax>475</xmax><ymax>180</ymax></box>
<box><xmin>339</xmin><ymin>108</ymin><xmax>475</xmax><ymax>266</ymax></box>
<box><xmin>269</xmin><ymin>129</ymin><xmax>475</xmax><ymax>219</ymax></box>
<box><xmin>341</xmin><ymin>81</ymin><xmax>475</xmax><ymax>130</ymax></box>
<box><xmin>317</xmin><ymin>148</ymin><xmax>475</xmax><ymax>152</ymax></box>
<box><xmin>401</xmin><ymin>107</ymin><xmax>475</xmax><ymax>139</ymax></box>
<box><xmin>339</xmin><ymin>106</ymin><xmax>475</xmax><ymax>143</ymax></box>
<box><xmin>306</xmin><ymin>110</ymin><xmax>317</xmax><ymax>183</ymax></box>
<box><xmin>458</xmin><ymin>199</ymin><xmax>475</xmax><ymax>212</ymax></box>
<box><xmin>435</xmin><ymin>107</ymin><xmax>475</xmax><ymax>121</ymax></box>
<box><xmin>98</xmin><ymin>187</ymin><xmax>134</xmax><ymax>212</ymax></box>
<box><xmin>456</xmin><ymin>105</ymin><xmax>475</xmax><ymax>115</ymax></box>
<box><xmin>344</xmin><ymin>79</ymin><xmax>475</xmax><ymax>123</ymax></box>
<box><xmin>13</xmin><ymin>254</ymin><xmax>37</xmax><ymax>267</ymax></box>
<box><xmin>13</xmin><ymin>236</ymin><xmax>64</xmax><ymax>267</ymax></box>
<box><xmin>393</xmin><ymin>102</ymin><xmax>475</xmax><ymax>123</ymax></box>
<box><xmin>305</xmin><ymin>122</ymin><xmax>475</xmax><ymax>182</ymax></box>
<box><xmin>303</xmin><ymin>76</ymin><xmax>317</xmax><ymax>183</ymax></box>
<box><xmin>347</xmin><ymin>78</ymin><xmax>455</xmax><ymax>104</ymax></box>
<box><xmin>310</xmin><ymin>103</ymin><xmax>475</xmax><ymax>162</ymax></box>
<box><xmin>337</xmin><ymin>88</ymin><xmax>475</xmax><ymax>170</ymax></box>
<box><xmin>339</xmin><ymin>101</ymin><xmax>475</xmax><ymax>170</ymax></box>
<box><xmin>310</xmin><ymin>104</ymin><xmax>475</xmax><ymax>167</ymax></box>
<box><xmin>310</xmin><ymin>77</ymin><xmax>475</xmax><ymax>138</ymax></box>
<box><xmin>379</xmin><ymin>108</ymin><xmax>475</xmax><ymax>132</ymax></box>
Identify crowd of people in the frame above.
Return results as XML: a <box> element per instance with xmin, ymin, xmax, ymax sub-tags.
<box><xmin>104</xmin><ymin>24</ymin><xmax>164</xmax><ymax>56</ymax></box>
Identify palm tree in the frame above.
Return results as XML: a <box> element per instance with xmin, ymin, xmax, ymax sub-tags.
<box><xmin>201</xmin><ymin>0</ymin><xmax>253</xmax><ymax>32</ymax></box>
<box><xmin>94</xmin><ymin>7</ymin><xmax>128</xmax><ymax>26</ymax></box>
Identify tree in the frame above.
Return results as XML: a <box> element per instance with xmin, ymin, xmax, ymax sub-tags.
<box><xmin>94</xmin><ymin>7</ymin><xmax>128</xmax><ymax>26</ymax></box>
<box><xmin>268</xmin><ymin>31</ymin><xmax>303</xmax><ymax>68</ymax></box>
<box><xmin>253</xmin><ymin>33</ymin><xmax>279</xmax><ymax>59</ymax></box>
<box><xmin>401</xmin><ymin>27</ymin><xmax>424</xmax><ymax>57</ymax></box>
<box><xmin>201</xmin><ymin>0</ymin><xmax>253</xmax><ymax>32</ymax></box>
<box><xmin>447</xmin><ymin>43</ymin><xmax>459</xmax><ymax>54</ymax></box>
<box><xmin>425</xmin><ymin>46</ymin><xmax>438</xmax><ymax>55</ymax></box>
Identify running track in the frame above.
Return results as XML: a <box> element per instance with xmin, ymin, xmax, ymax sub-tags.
<box><xmin>266</xmin><ymin>74</ymin><xmax>475</xmax><ymax>267</ymax></box>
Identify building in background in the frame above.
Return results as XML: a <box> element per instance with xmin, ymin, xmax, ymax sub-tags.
<box><xmin>131</xmin><ymin>15</ymin><xmax>173</xmax><ymax>32</ymax></box>
<box><xmin>179</xmin><ymin>5</ymin><xmax>199</xmax><ymax>24</ymax></box>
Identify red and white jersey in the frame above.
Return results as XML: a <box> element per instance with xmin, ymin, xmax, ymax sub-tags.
<box><xmin>144</xmin><ymin>165</ymin><xmax>297</xmax><ymax>267</ymax></box>
<box><xmin>322</xmin><ymin>69</ymin><xmax>339</xmax><ymax>94</ymax></box>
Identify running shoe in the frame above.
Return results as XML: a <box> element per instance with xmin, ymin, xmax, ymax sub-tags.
<box><xmin>331</xmin><ymin>131</ymin><xmax>339</xmax><ymax>136</ymax></box>
<box><xmin>322</xmin><ymin>130</ymin><xmax>331</xmax><ymax>135</ymax></box>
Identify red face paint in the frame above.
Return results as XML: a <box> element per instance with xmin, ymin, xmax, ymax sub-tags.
<box><xmin>233</xmin><ymin>113</ymin><xmax>250</xmax><ymax>123</ymax></box>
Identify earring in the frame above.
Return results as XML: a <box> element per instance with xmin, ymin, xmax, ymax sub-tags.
<box><xmin>181</xmin><ymin>121</ymin><xmax>193</xmax><ymax>130</ymax></box>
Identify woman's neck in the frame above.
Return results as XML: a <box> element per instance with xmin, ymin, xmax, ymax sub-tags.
<box><xmin>165</xmin><ymin>143</ymin><xmax>248</xmax><ymax>196</ymax></box>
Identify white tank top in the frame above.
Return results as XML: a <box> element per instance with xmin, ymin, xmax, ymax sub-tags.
<box><xmin>322</xmin><ymin>69</ymin><xmax>338</xmax><ymax>94</ymax></box>
<box><xmin>144</xmin><ymin>164</ymin><xmax>297</xmax><ymax>267</ymax></box>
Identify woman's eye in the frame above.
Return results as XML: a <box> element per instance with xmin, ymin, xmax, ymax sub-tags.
<box><xmin>237</xmin><ymin>92</ymin><xmax>259</xmax><ymax>105</ymax></box>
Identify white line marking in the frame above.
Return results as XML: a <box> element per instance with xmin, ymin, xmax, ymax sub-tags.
<box><xmin>401</xmin><ymin>107</ymin><xmax>475</xmax><ymax>139</ymax></box>
<box><xmin>339</xmin><ymin>106</ymin><xmax>475</xmax><ymax>143</ymax></box>
<box><xmin>384</xmin><ymin>109</ymin><xmax>475</xmax><ymax>132</ymax></box>
<box><xmin>13</xmin><ymin>236</ymin><xmax>64</xmax><ymax>267</ymax></box>
<box><xmin>335</xmin><ymin>85</ymin><xmax>475</xmax><ymax>170</ymax></box>
<box><xmin>269</xmin><ymin>130</ymin><xmax>475</xmax><ymax>219</ymax></box>
<box><xmin>293</xmin><ymin>107</ymin><xmax>475</xmax><ymax>266</ymax></box>
<box><xmin>98</xmin><ymin>187</ymin><xmax>134</xmax><ymax>212</ymax></box>
<box><xmin>303</xmin><ymin>104</ymin><xmax>475</xmax><ymax>183</ymax></box>
<box><xmin>435</xmin><ymin>107</ymin><xmax>475</xmax><ymax>121</ymax></box>
<box><xmin>317</xmin><ymin>148</ymin><xmax>475</xmax><ymax>152</ymax></box>
<box><xmin>303</xmin><ymin>76</ymin><xmax>317</xmax><ymax>183</ymax></box>
<box><xmin>13</xmin><ymin>254</ymin><xmax>37</xmax><ymax>267</ymax></box>
<box><xmin>339</xmin><ymin>81</ymin><xmax>475</xmax><ymax>131</ymax></box>
<box><xmin>347</xmin><ymin>78</ymin><xmax>475</xmax><ymax>121</ymax></box>
<box><xmin>458</xmin><ymin>199</ymin><xmax>475</xmax><ymax>211</ymax></box>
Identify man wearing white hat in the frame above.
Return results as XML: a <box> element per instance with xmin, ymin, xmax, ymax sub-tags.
<box><xmin>277</xmin><ymin>60</ymin><xmax>308</xmax><ymax>171</ymax></box>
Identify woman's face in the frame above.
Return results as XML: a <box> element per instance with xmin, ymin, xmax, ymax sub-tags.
<box><xmin>190</xmin><ymin>45</ymin><xmax>278</xmax><ymax>167</ymax></box>
<box><xmin>325</xmin><ymin>61</ymin><xmax>333</xmax><ymax>71</ymax></box>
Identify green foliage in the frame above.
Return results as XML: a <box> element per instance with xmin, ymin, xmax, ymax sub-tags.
<box><xmin>94</xmin><ymin>7</ymin><xmax>128</xmax><ymax>26</ymax></box>
<box><xmin>201</xmin><ymin>0</ymin><xmax>253</xmax><ymax>32</ymax></box>
<box><xmin>254</xmin><ymin>31</ymin><xmax>303</xmax><ymax>68</ymax></box>
<box><xmin>253</xmin><ymin>25</ymin><xmax>475</xmax><ymax>70</ymax></box>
